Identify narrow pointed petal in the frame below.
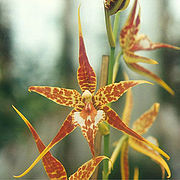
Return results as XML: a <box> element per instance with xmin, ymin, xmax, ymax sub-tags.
<box><xmin>120</xmin><ymin>140</ymin><xmax>129</xmax><ymax>180</ymax></box>
<box><xmin>29</xmin><ymin>86</ymin><xmax>84</xmax><ymax>108</ymax></box>
<box><xmin>94</xmin><ymin>80</ymin><xmax>151</xmax><ymax>108</ymax></box>
<box><xmin>123</xmin><ymin>51</ymin><xmax>158</xmax><ymax>64</ymax></box>
<box><xmin>131</xmin><ymin>34</ymin><xmax>180</xmax><ymax>51</ymax></box>
<box><xmin>102</xmin><ymin>105</ymin><xmax>170</xmax><ymax>160</ymax></box>
<box><xmin>129</xmin><ymin>137</ymin><xmax>171</xmax><ymax>178</ymax></box>
<box><xmin>120</xmin><ymin>0</ymin><xmax>140</xmax><ymax>50</ymax></box>
<box><xmin>150</xmin><ymin>42</ymin><xmax>180</xmax><ymax>50</ymax></box>
<box><xmin>122</xmin><ymin>73</ymin><xmax>133</xmax><ymax>126</ymax></box>
<box><xmin>13</xmin><ymin>110</ymin><xmax>77</xmax><ymax>178</ymax></box>
<box><xmin>12</xmin><ymin>106</ymin><xmax>67</xmax><ymax>180</ymax></box>
<box><xmin>133</xmin><ymin>167</ymin><xmax>139</xmax><ymax>180</ymax></box>
<box><xmin>132</xmin><ymin>103</ymin><xmax>160</xmax><ymax>135</ymax></box>
<box><xmin>69</xmin><ymin>156</ymin><xmax>108</xmax><ymax>180</ymax></box>
<box><xmin>125</xmin><ymin>0</ymin><xmax>138</xmax><ymax>26</ymax></box>
<box><xmin>77</xmin><ymin>8</ymin><xmax>97</xmax><ymax>94</ymax></box>
<box><xmin>74</xmin><ymin>104</ymin><xmax>105</xmax><ymax>156</ymax></box>
<box><xmin>127</xmin><ymin>63</ymin><xmax>175</xmax><ymax>95</ymax></box>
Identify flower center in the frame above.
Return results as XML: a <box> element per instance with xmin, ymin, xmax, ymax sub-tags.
<box><xmin>82</xmin><ymin>90</ymin><xmax>92</xmax><ymax>104</ymax></box>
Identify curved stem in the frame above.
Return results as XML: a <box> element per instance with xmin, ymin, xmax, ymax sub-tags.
<box><xmin>109</xmin><ymin>135</ymin><xmax>128</xmax><ymax>174</ymax></box>
<box><xmin>112</xmin><ymin>51</ymin><xmax>123</xmax><ymax>83</ymax></box>
<box><xmin>105</xmin><ymin>8</ymin><xmax>115</xmax><ymax>48</ymax></box>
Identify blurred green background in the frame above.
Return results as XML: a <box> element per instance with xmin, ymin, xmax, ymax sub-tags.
<box><xmin>0</xmin><ymin>0</ymin><xmax>180</xmax><ymax>179</ymax></box>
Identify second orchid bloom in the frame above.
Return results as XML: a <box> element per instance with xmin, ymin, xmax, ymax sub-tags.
<box><xmin>120</xmin><ymin>0</ymin><xmax>180</xmax><ymax>95</ymax></box>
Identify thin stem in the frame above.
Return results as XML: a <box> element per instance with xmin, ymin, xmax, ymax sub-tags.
<box><xmin>105</xmin><ymin>8</ymin><xmax>115</xmax><ymax>48</ymax></box>
<box><xmin>103</xmin><ymin>8</ymin><xmax>122</xmax><ymax>180</ymax></box>
<box><xmin>91</xmin><ymin>56</ymin><xmax>109</xmax><ymax>180</ymax></box>
<box><xmin>103</xmin><ymin>128</ymin><xmax>110</xmax><ymax>179</ymax></box>
<box><xmin>108</xmin><ymin>47</ymin><xmax>116</xmax><ymax>85</ymax></box>
<box><xmin>113</xmin><ymin>11</ymin><xmax>121</xmax><ymax>42</ymax></box>
<box><xmin>109</xmin><ymin>135</ymin><xmax>128</xmax><ymax>174</ymax></box>
<box><xmin>112</xmin><ymin>51</ymin><xmax>123</xmax><ymax>83</ymax></box>
<box><xmin>103</xmin><ymin>42</ymin><xmax>115</xmax><ymax>180</ymax></box>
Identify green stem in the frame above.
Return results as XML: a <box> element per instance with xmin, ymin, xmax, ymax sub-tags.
<box><xmin>113</xmin><ymin>11</ymin><xmax>121</xmax><ymax>42</ymax></box>
<box><xmin>103</xmin><ymin>9</ymin><xmax>122</xmax><ymax>180</ymax></box>
<box><xmin>103</xmin><ymin>125</ymin><xmax>110</xmax><ymax>179</ymax></box>
<box><xmin>109</xmin><ymin>135</ymin><xmax>128</xmax><ymax>174</ymax></box>
<box><xmin>105</xmin><ymin>8</ymin><xmax>115</xmax><ymax>48</ymax></box>
<box><xmin>112</xmin><ymin>51</ymin><xmax>123</xmax><ymax>83</ymax></box>
<box><xmin>108</xmin><ymin>47</ymin><xmax>115</xmax><ymax>85</ymax></box>
<box><xmin>103</xmin><ymin>31</ymin><xmax>116</xmax><ymax>180</ymax></box>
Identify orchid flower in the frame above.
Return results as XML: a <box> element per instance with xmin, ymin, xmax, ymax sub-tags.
<box><xmin>109</xmin><ymin>74</ymin><xmax>171</xmax><ymax>179</ymax></box>
<box><xmin>120</xmin><ymin>0</ymin><xmax>180</xmax><ymax>95</ymax></box>
<box><xmin>12</xmin><ymin>105</ymin><xmax>108</xmax><ymax>180</ymax></box>
<box><xmin>13</xmin><ymin>8</ymin><xmax>170</xmax><ymax>178</ymax></box>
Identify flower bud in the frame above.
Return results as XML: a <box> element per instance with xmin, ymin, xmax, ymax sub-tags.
<box><xmin>98</xmin><ymin>122</ymin><xmax>110</xmax><ymax>135</ymax></box>
<box><xmin>104</xmin><ymin>0</ymin><xmax>130</xmax><ymax>15</ymax></box>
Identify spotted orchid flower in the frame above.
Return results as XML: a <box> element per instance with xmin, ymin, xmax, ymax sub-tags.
<box><xmin>12</xmin><ymin>106</ymin><xmax>108</xmax><ymax>180</ymax></box>
<box><xmin>13</xmin><ymin>9</ymin><xmax>170</xmax><ymax>178</ymax></box>
<box><xmin>109</xmin><ymin>74</ymin><xmax>171</xmax><ymax>179</ymax></box>
<box><xmin>120</xmin><ymin>0</ymin><xmax>180</xmax><ymax>95</ymax></box>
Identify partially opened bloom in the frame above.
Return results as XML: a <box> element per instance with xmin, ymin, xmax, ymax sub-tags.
<box><xmin>13</xmin><ymin>8</ymin><xmax>169</xmax><ymax>178</ymax></box>
<box><xmin>120</xmin><ymin>0</ymin><xmax>180</xmax><ymax>95</ymax></box>
<box><xmin>109</xmin><ymin>75</ymin><xmax>171</xmax><ymax>179</ymax></box>
<box><xmin>12</xmin><ymin>105</ymin><xmax>108</xmax><ymax>180</ymax></box>
<box><xmin>104</xmin><ymin>0</ymin><xmax>130</xmax><ymax>15</ymax></box>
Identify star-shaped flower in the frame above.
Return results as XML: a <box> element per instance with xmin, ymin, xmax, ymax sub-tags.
<box><xmin>13</xmin><ymin>8</ymin><xmax>169</xmax><ymax>178</ymax></box>
<box><xmin>12</xmin><ymin>105</ymin><xmax>108</xmax><ymax>180</ymax></box>
<box><xmin>120</xmin><ymin>0</ymin><xmax>180</xmax><ymax>95</ymax></box>
<box><xmin>109</xmin><ymin>74</ymin><xmax>171</xmax><ymax>178</ymax></box>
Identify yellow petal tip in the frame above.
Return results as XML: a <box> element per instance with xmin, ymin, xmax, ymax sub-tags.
<box><xmin>13</xmin><ymin>174</ymin><xmax>23</xmax><ymax>178</ymax></box>
<box><xmin>78</xmin><ymin>5</ymin><xmax>82</xmax><ymax>36</ymax></box>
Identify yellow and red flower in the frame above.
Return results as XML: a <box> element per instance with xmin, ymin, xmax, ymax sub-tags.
<box><xmin>13</xmin><ymin>8</ymin><xmax>169</xmax><ymax>178</ymax></box>
<box><xmin>120</xmin><ymin>0</ymin><xmax>180</xmax><ymax>95</ymax></box>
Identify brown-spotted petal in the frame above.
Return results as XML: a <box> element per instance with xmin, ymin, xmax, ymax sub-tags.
<box><xmin>120</xmin><ymin>140</ymin><xmax>129</xmax><ymax>180</ymax></box>
<box><xmin>77</xmin><ymin>8</ymin><xmax>97</xmax><ymax>94</ymax></box>
<box><xmin>131</xmin><ymin>34</ymin><xmax>180</xmax><ymax>51</ymax></box>
<box><xmin>129</xmin><ymin>137</ymin><xmax>171</xmax><ymax>178</ymax></box>
<box><xmin>102</xmin><ymin>105</ymin><xmax>170</xmax><ymax>160</ymax></box>
<box><xmin>74</xmin><ymin>103</ymin><xmax>105</xmax><ymax>156</ymax></box>
<box><xmin>13</xmin><ymin>110</ymin><xmax>77</xmax><ymax>178</ymax></box>
<box><xmin>12</xmin><ymin>106</ymin><xmax>68</xmax><ymax>180</ymax></box>
<box><xmin>29</xmin><ymin>86</ymin><xmax>84</xmax><ymax>108</ymax></box>
<box><xmin>132</xmin><ymin>103</ymin><xmax>160</xmax><ymax>135</ymax></box>
<box><xmin>123</xmin><ymin>51</ymin><xmax>158</xmax><ymax>64</ymax></box>
<box><xmin>94</xmin><ymin>80</ymin><xmax>151</xmax><ymax>108</ymax></box>
<box><xmin>125</xmin><ymin>0</ymin><xmax>138</xmax><ymax>27</ymax></box>
<box><xmin>122</xmin><ymin>73</ymin><xmax>133</xmax><ymax>126</ymax></box>
<box><xmin>120</xmin><ymin>0</ymin><xmax>140</xmax><ymax>51</ymax></box>
<box><xmin>69</xmin><ymin>156</ymin><xmax>108</xmax><ymax>180</ymax></box>
<box><xmin>127</xmin><ymin>62</ymin><xmax>175</xmax><ymax>95</ymax></box>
